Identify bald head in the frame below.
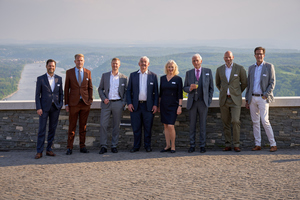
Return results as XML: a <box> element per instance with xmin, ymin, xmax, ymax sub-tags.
<box><xmin>224</xmin><ymin>51</ymin><xmax>234</xmax><ymax>67</ymax></box>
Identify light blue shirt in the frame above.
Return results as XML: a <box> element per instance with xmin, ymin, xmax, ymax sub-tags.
<box><xmin>253</xmin><ymin>62</ymin><xmax>263</xmax><ymax>94</ymax></box>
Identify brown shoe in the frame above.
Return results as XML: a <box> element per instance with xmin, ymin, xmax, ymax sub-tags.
<box><xmin>252</xmin><ymin>146</ymin><xmax>261</xmax><ymax>151</ymax></box>
<box><xmin>35</xmin><ymin>153</ymin><xmax>42</xmax><ymax>159</ymax></box>
<box><xmin>223</xmin><ymin>147</ymin><xmax>232</xmax><ymax>151</ymax></box>
<box><xmin>234</xmin><ymin>147</ymin><xmax>241</xmax><ymax>152</ymax></box>
<box><xmin>46</xmin><ymin>151</ymin><xmax>56</xmax><ymax>156</ymax></box>
<box><xmin>270</xmin><ymin>146</ymin><xmax>277</xmax><ymax>152</ymax></box>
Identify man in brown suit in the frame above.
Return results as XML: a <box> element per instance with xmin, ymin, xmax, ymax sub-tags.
<box><xmin>65</xmin><ymin>54</ymin><xmax>93</xmax><ymax>155</ymax></box>
<box><xmin>215</xmin><ymin>51</ymin><xmax>247</xmax><ymax>152</ymax></box>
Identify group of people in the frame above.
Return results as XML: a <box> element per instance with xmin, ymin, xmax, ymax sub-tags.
<box><xmin>34</xmin><ymin>46</ymin><xmax>277</xmax><ymax>159</ymax></box>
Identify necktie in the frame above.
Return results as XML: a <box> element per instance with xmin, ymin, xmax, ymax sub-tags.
<box><xmin>196</xmin><ymin>69</ymin><xmax>200</xmax><ymax>81</ymax></box>
<box><xmin>78</xmin><ymin>70</ymin><xmax>82</xmax><ymax>86</ymax></box>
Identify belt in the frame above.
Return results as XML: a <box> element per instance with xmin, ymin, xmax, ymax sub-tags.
<box><xmin>110</xmin><ymin>99</ymin><xmax>121</xmax><ymax>102</ymax></box>
<box><xmin>139</xmin><ymin>101</ymin><xmax>147</xmax><ymax>104</ymax></box>
<box><xmin>252</xmin><ymin>94</ymin><xmax>263</xmax><ymax>96</ymax></box>
<box><xmin>227</xmin><ymin>95</ymin><xmax>231</xmax><ymax>98</ymax></box>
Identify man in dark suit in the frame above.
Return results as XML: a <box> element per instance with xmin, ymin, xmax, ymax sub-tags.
<box><xmin>216</xmin><ymin>51</ymin><xmax>247</xmax><ymax>152</ymax></box>
<box><xmin>65</xmin><ymin>54</ymin><xmax>93</xmax><ymax>155</ymax></box>
<box><xmin>245</xmin><ymin>47</ymin><xmax>277</xmax><ymax>152</ymax></box>
<box><xmin>98</xmin><ymin>58</ymin><xmax>128</xmax><ymax>154</ymax></box>
<box><xmin>35</xmin><ymin>59</ymin><xmax>63</xmax><ymax>159</ymax></box>
<box><xmin>126</xmin><ymin>56</ymin><xmax>159</xmax><ymax>152</ymax></box>
<box><xmin>183</xmin><ymin>54</ymin><xmax>214</xmax><ymax>153</ymax></box>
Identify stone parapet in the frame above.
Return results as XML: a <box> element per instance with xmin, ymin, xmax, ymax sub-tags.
<box><xmin>0</xmin><ymin>97</ymin><xmax>300</xmax><ymax>150</ymax></box>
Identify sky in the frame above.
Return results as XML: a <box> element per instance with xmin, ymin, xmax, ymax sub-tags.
<box><xmin>1</xmin><ymin>0</ymin><xmax>300</xmax><ymax>49</ymax></box>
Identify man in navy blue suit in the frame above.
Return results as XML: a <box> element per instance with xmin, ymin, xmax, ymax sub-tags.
<box><xmin>35</xmin><ymin>59</ymin><xmax>63</xmax><ymax>159</ymax></box>
<box><xmin>127</xmin><ymin>56</ymin><xmax>159</xmax><ymax>152</ymax></box>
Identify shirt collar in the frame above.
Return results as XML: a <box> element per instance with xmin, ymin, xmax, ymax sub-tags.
<box><xmin>225</xmin><ymin>63</ymin><xmax>233</xmax><ymax>68</ymax></box>
<box><xmin>75</xmin><ymin>67</ymin><xmax>83</xmax><ymax>72</ymax></box>
<box><xmin>255</xmin><ymin>61</ymin><xmax>264</xmax><ymax>67</ymax></box>
<box><xmin>138</xmin><ymin>69</ymin><xmax>148</xmax><ymax>74</ymax></box>
<box><xmin>111</xmin><ymin>71</ymin><xmax>119</xmax><ymax>76</ymax></box>
<box><xmin>47</xmin><ymin>73</ymin><xmax>54</xmax><ymax>78</ymax></box>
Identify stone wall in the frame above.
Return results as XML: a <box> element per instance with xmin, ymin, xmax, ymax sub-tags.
<box><xmin>0</xmin><ymin>97</ymin><xmax>300</xmax><ymax>151</ymax></box>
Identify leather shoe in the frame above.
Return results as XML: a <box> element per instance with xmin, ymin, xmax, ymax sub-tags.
<box><xmin>80</xmin><ymin>147</ymin><xmax>89</xmax><ymax>153</ymax></box>
<box><xmin>111</xmin><ymin>147</ymin><xmax>118</xmax><ymax>153</ymax></box>
<box><xmin>99</xmin><ymin>147</ymin><xmax>107</xmax><ymax>154</ymax></box>
<box><xmin>46</xmin><ymin>151</ymin><xmax>56</xmax><ymax>156</ymax></box>
<box><xmin>130</xmin><ymin>148</ymin><xmax>139</xmax><ymax>153</ymax></box>
<box><xmin>170</xmin><ymin>150</ymin><xmax>176</xmax><ymax>153</ymax></box>
<box><xmin>223</xmin><ymin>147</ymin><xmax>232</xmax><ymax>151</ymax></box>
<box><xmin>188</xmin><ymin>147</ymin><xmax>195</xmax><ymax>153</ymax></box>
<box><xmin>200</xmin><ymin>147</ymin><xmax>206</xmax><ymax>153</ymax></box>
<box><xmin>234</xmin><ymin>147</ymin><xmax>241</xmax><ymax>152</ymax></box>
<box><xmin>145</xmin><ymin>147</ymin><xmax>152</xmax><ymax>152</ymax></box>
<box><xmin>35</xmin><ymin>153</ymin><xmax>42</xmax><ymax>159</ymax></box>
<box><xmin>252</xmin><ymin>146</ymin><xmax>261</xmax><ymax>151</ymax></box>
<box><xmin>270</xmin><ymin>146</ymin><xmax>277</xmax><ymax>152</ymax></box>
<box><xmin>160</xmin><ymin>148</ymin><xmax>171</xmax><ymax>152</ymax></box>
<box><xmin>66</xmin><ymin>149</ymin><xmax>72</xmax><ymax>155</ymax></box>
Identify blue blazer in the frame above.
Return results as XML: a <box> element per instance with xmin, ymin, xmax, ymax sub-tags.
<box><xmin>35</xmin><ymin>73</ymin><xmax>63</xmax><ymax>111</ymax></box>
<box><xmin>126</xmin><ymin>70</ymin><xmax>159</xmax><ymax>112</ymax></box>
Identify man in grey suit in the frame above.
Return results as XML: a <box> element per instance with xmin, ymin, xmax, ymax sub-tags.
<box><xmin>245</xmin><ymin>47</ymin><xmax>277</xmax><ymax>152</ymax></box>
<box><xmin>216</xmin><ymin>51</ymin><xmax>247</xmax><ymax>152</ymax></box>
<box><xmin>98</xmin><ymin>58</ymin><xmax>128</xmax><ymax>154</ymax></box>
<box><xmin>183</xmin><ymin>54</ymin><xmax>214</xmax><ymax>153</ymax></box>
<box><xmin>35</xmin><ymin>59</ymin><xmax>63</xmax><ymax>159</ymax></box>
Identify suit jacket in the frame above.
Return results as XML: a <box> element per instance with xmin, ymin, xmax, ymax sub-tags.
<box><xmin>64</xmin><ymin>67</ymin><xmax>93</xmax><ymax>106</ymax></box>
<box><xmin>183</xmin><ymin>68</ymin><xmax>214</xmax><ymax>109</ymax></box>
<box><xmin>35</xmin><ymin>73</ymin><xmax>63</xmax><ymax>111</ymax></box>
<box><xmin>126</xmin><ymin>70</ymin><xmax>159</xmax><ymax>112</ymax></box>
<box><xmin>98</xmin><ymin>71</ymin><xmax>128</xmax><ymax>108</ymax></box>
<box><xmin>216</xmin><ymin>63</ymin><xmax>247</xmax><ymax>106</ymax></box>
<box><xmin>245</xmin><ymin>61</ymin><xmax>276</xmax><ymax>104</ymax></box>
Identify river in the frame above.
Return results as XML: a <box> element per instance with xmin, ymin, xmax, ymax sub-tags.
<box><xmin>5</xmin><ymin>63</ymin><xmax>66</xmax><ymax>101</ymax></box>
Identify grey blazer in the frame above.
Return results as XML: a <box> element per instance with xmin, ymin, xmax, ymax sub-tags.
<box><xmin>183</xmin><ymin>68</ymin><xmax>214</xmax><ymax>109</ymax></box>
<box><xmin>98</xmin><ymin>71</ymin><xmax>128</xmax><ymax>108</ymax></box>
<box><xmin>245</xmin><ymin>61</ymin><xmax>276</xmax><ymax>104</ymax></box>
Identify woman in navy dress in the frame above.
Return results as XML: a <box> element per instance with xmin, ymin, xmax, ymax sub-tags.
<box><xmin>159</xmin><ymin>60</ymin><xmax>183</xmax><ymax>153</ymax></box>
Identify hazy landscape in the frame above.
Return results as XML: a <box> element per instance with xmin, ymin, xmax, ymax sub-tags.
<box><xmin>1</xmin><ymin>44</ymin><xmax>300</xmax><ymax>100</ymax></box>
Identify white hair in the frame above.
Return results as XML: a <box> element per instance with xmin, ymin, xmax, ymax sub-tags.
<box><xmin>192</xmin><ymin>54</ymin><xmax>202</xmax><ymax>60</ymax></box>
<box><xmin>140</xmin><ymin>56</ymin><xmax>150</xmax><ymax>63</ymax></box>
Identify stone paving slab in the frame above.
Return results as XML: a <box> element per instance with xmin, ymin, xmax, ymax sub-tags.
<box><xmin>0</xmin><ymin>149</ymin><xmax>300</xmax><ymax>199</ymax></box>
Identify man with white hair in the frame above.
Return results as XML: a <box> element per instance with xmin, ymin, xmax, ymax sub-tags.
<box><xmin>183</xmin><ymin>54</ymin><xmax>214</xmax><ymax>153</ymax></box>
<box><xmin>127</xmin><ymin>56</ymin><xmax>159</xmax><ymax>152</ymax></box>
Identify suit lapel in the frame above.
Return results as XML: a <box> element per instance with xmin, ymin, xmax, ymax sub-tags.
<box><xmin>229</xmin><ymin>64</ymin><xmax>236</xmax><ymax>84</ymax></box>
<box><xmin>54</xmin><ymin>75</ymin><xmax>59</xmax><ymax>92</ymax></box>
<box><xmin>44</xmin><ymin>73</ymin><xmax>52</xmax><ymax>91</ymax></box>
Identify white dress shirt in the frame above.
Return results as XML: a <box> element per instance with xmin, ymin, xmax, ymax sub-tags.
<box><xmin>109</xmin><ymin>72</ymin><xmax>121</xmax><ymax>100</ymax></box>
<box><xmin>47</xmin><ymin>73</ymin><xmax>55</xmax><ymax>92</ymax></box>
<box><xmin>253</xmin><ymin>62</ymin><xmax>263</xmax><ymax>94</ymax></box>
<box><xmin>225</xmin><ymin>63</ymin><xmax>233</xmax><ymax>95</ymax></box>
<box><xmin>138</xmin><ymin>69</ymin><xmax>148</xmax><ymax>101</ymax></box>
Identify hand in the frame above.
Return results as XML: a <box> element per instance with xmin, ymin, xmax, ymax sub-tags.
<box><xmin>177</xmin><ymin>106</ymin><xmax>182</xmax><ymax>115</ymax></box>
<box><xmin>65</xmin><ymin>105</ymin><xmax>69</xmax><ymax>112</ymax></box>
<box><xmin>128</xmin><ymin>104</ymin><xmax>134</xmax><ymax>112</ymax></box>
<box><xmin>190</xmin><ymin>84</ymin><xmax>197</xmax><ymax>91</ymax></box>
<box><xmin>152</xmin><ymin>105</ymin><xmax>158</xmax><ymax>114</ymax></box>
<box><xmin>104</xmin><ymin>99</ymin><xmax>109</xmax><ymax>104</ymax></box>
<box><xmin>37</xmin><ymin>109</ymin><xmax>43</xmax><ymax>116</ymax></box>
<box><xmin>245</xmin><ymin>102</ymin><xmax>249</xmax><ymax>109</ymax></box>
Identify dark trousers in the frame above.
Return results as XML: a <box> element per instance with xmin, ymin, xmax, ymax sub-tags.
<box><xmin>67</xmin><ymin>101</ymin><xmax>91</xmax><ymax>149</ymax></box>
<box><xmin>130</xmin><ymin>102</ymin><xmax>154</xmax><ymax>149</ymax></box>
<box><xmin>37</xmin><ymin>104</ymin><xmax>60</xmax><ymax>153</ymax></box>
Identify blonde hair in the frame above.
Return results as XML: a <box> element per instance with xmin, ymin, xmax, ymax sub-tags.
<box><xmin>74</xmin><ymin>54</ymin><xmax>84</xmax><ymax>59</ymax></box>
<box><xmin>164</xmin><ymin>60</ymin><xmax>179</xmax><ymax>75</ymax></box>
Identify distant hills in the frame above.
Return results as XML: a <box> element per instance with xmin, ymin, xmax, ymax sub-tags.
<box><xmin>1</xmin><ymin>44</ymin><xmax>300</xmax><ymax>100</ymax></box>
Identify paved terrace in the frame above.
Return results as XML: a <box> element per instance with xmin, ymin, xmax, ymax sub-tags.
<box><xmin>0</xmin><ymin>148</ymin><xmax>299</xmax><ymax>199</ymax></box>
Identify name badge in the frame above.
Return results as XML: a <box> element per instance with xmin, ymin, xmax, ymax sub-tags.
<box><xmin>234</xmin><ymin>74</ymin><xmax>238</xmax><ymax>76</ymax></box>
<box><xmin>86</xmin><ymin>78</ymin><xmax>89</xmax><ymax>80</ymax></box>
<box><xmin>121</xmin><ymin>83</ymin><xmax>125</xmax><ymax>86</ymax></box>
<box><xmin>57</xmin><ymin>84</ymin><xmax>60</xmax><ymax>86</ymax></box>
<box><xmin>150</xmin><ymin>82</ymin><xmax>154</xmax><ymax>85</ymax></box>
<box><xmin>263</xmin><ymin>74</ymin><xmax>267</xmax><ymax>76</ymax></box>
<box><xmin>206</xmin><ymin>73</ymin><xmax>209</xmax><ymax>76</ymax></box>
<box><xmin>172</xmin><ymin>82</ymin><xmax>176</xmax><ymax>84</ymax></box>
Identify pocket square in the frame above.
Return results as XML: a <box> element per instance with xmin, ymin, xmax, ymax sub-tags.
<box><xmin>121</xmin><ymin>83</ymin><xmax>125</xmax><ymax>86</ymax></box>
<box><xmin>263</xmin><ymin>74</ymin><xmax>267</xmax><ymax>76</ymax></box>
<box><xmin>234</xmin><ymin>74</ymin><xmax>238</xmax><ymax>76</ymax></box>
<box><xmin>150</xmin><ymin>82</ymin><xmax>154</xmax><ymax>85</ymax></box>
<box><xmin>206</xmin><ymin>73</ymin><xmax>209</xmax><ymax>76</ymax></box>
<box><xmin>57</xmin><ymin>84</ymin><xmax>60</xmax><ymax>86</ymax></box>
<box><xmin>86</xmin><ymin>78</ymin><xmax>89</xmax><ymax>80</ymax></box>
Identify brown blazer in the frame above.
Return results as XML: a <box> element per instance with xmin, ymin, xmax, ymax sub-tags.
<box><xmin>64</xmin><ymin>67</ymin><xmax>93</xmax><ymax>106</ymax></box>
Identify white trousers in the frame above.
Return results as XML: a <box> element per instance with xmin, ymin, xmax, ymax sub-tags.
<box><xmin>249</xmin><ymin>96</ymin><xmax>276</xmax><ymax>147</ymax></box>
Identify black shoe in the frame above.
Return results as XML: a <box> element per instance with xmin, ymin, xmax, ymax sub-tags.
<box><xmin>111</xmin><ymin>147</ymin><xmax>118</xmax><ymax>153</ymax></box>
<box><xmin>130</xmin><ymin>148</ymin><xmax>139</xmax><ymax>153</ymax></box>
<box><xmin>188</xmin><ymin>147</ymin><xmax>195</xmax><ymax>153</ymax></box>
<box><xmin>145</xmin><ymin>147</ymin><xmax>152</xmax><ymax>152</ymax></box>
<box><xmin>99</xmin><ymin>147</ymin><xmax>107</xmax><ymax>154</ymax></box>
<box><xmin>160</xmin><ymin>148</ymin><xmax>171</xmax><ymax>152</ymax></box>
<box><xmin>80</xmin><ymin>147</ymin><xmax>89</xmax><ymax>153</ymax></box>
<box><xmin>66</xmin><ymin>149</ymin><xmax>72</xmax><ymax>155</ymax></box>
<box><xmin>170</xmin><ymin>150</ymin><xmax>176</xmax><ymax>153</ymax></box>
<box><xmin>200</xmin><ymin>147</ymin><xmax>206</xmax><ymax>153</ymax></box>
